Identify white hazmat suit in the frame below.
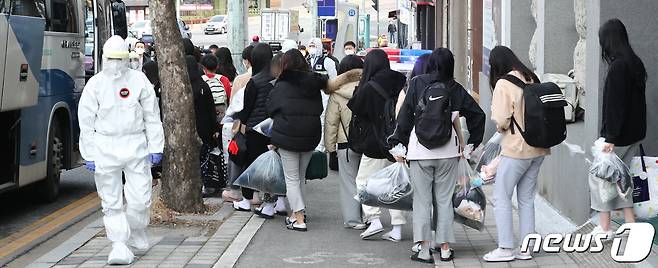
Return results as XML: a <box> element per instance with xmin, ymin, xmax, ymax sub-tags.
<box><xmin>78</xmin><ymin>36</ymin><xmax>164</xmax><ymax>265</ymax></box>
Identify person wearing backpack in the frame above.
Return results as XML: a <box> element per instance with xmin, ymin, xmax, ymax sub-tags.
<box><xmin>324</xmin><ymin>55</ymin><xmax>366</xmax><ymax>230</ymax></box>
<box><xmin>390</xmin><ymin>48</ymin><xmax>485</xmax><ymax>263</ymax></box>
<box><xmin>347</xmin><ymin>49</ymin><xmax>408</xmax><ymax>242</ymax></box>
<box><xmin>587</xmin><ymin>19</ymin><xmax>646</xmax><ymax>239</ymax></box>
<box><xmin>483</xmin><ymin>46</ymin><xmax>551</xmax><ymax>262</ymax></box>
<box><xmin>201</xmin><ymin>54</ymin><xmax>231</xmax><ymax>122</ymax></box>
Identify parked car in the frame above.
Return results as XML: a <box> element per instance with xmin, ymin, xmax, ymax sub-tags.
<box><xmin>131</xmin><ymin>19</ymin><xmax>191</xmax><ymax>45</ymax></box>
<box><xmin>204</xmin><ymin>15</ymin><xmax>227</xmax><ymax>35</ymax></box>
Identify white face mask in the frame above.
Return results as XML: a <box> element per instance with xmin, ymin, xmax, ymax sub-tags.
<box><xmin>344</xmin><ymin>49</ymin><xmax>355</xmax><ymax>55</ymax></box>
<box><xmin>135</xmin><ymin>47</ymin><xmax>145</xmax><ymax>55</ymax></box>
<box><xmin>130</xmin><ymin>60</ymin><xmax>140</xmax><ymax>70</ymax></box>
<box><xmin>103</xmin><ymin>58</ymin><xmax>129</xmax><ymax>78</ymax></box>
<box><xmin>308</xmin><ymin>47</ymin><xmax>318</xmax><ymax>56</ymax></box>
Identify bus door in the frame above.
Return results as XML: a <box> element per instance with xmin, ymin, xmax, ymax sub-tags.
<box><xmin>1</xmin><ymin>0</ymin><xmax>45</xmax><ymax>111</ymax></box>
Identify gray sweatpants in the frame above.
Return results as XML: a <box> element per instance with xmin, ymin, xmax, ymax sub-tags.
<box><xmin>410</xmin><ymin>158</ymin><xmax>459</xmax><ymax>244</ymax></box>
<box><xmin>279</xmin><ymin>149</ymin><xmax>313</xmax><ymax>212</ymax></box>
<box><xmin>493</xmin><ymin>156</ymin><xmax>545</xmax><ymax>249</ymax></box>
<box><xmin>337</xmin><ymin>149</ymin><xmax>364</xmax><ymax>227</ymax></box>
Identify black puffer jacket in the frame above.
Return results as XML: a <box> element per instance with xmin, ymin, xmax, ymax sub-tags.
<box><xmin>267</xmin><ymin>70</ymin><xmax>327</xmax><ymax>152</ymax></box>
<box><xmin>237</xmin><ymin>71</ymin><xmax>275</xmax><ymax>128</ymax></box>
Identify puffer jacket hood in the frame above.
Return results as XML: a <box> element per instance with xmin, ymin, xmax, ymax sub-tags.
<box><xmin>326</xmin><ymin>69</ymin><xmax>362</xmax><ymax>97</ymax></box>
<box><xmin>368</xmin><ymin>69</ymin><xmax>406</xmax><ymax>98</ymax></box>
<box><xmin>277</xmin><ymin>69</ymin><xmax>328</xmax><ymax>96</ymax></box>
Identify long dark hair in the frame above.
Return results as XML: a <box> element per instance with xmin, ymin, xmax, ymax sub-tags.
<box><xmin>250</xmin><ymin>43</ymin><xmax>273</xmax><ymax>75</ymax></box>
<box><xmin>427</xmin><ymin>48</ymin><xmax>455</xmax><ymax>82</ymax></box>
<box><xmin>599</xmin><ymin>18</ymin><xmax>647</xmax><ymax>86</ymax></box>
<box><xmin>488</xmin><ymin>46</ymin><xmax>539</xmax><ymax>89</ymax></box>
<box><xmin>410</xmin><ymin>53</ymin><xmax>431</xmax><ymax>80</ymax></box>
<box><xmin>281</xmin><ymin>49</ymin><xmax>309</xmax><ymax>72</ymax></box>
<box><xmin>338</xmin><ymin>54</ymin><xmax>364</xmax><ymax>75</ymax></box>
<box><xmin>215</xmin><ymin>47</ymin><xmax>237</xmax><ymax>81</ymax></box>
<box><xmin>359</xmin><ymin>49</ymin><xmax>389</xmax><ymax>89</ymax></box>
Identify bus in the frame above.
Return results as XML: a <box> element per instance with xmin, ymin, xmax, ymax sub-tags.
<box><xmin>0</xmin><ymin>0</ymin><xmax>126</xmax><ymax>202</ymax></box>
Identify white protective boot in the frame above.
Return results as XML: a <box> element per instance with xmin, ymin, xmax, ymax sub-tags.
<box><xmin>103</xmin><ymin>212</ymin><xmax>135</xmax><ymax>265</ymax></box>
<box><xmin>126</xmin><ymin>207</ymin><xmax>150</xmax><ymax>250</ymax></box>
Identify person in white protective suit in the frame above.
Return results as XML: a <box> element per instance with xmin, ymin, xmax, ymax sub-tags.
<box><xmin>78</xmin><ymin>35</ymin><xmax>164</xmax><ymax>265</ymax></box>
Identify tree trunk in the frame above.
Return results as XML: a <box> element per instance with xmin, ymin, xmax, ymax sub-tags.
<box><xmin>149</xmin><ymin>0</ymin><xmax>204</xmax><ymax>213</ymax></box>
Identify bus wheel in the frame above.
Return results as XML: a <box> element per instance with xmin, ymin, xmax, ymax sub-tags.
<box><xmin>39</xmin><ymin>118</ymin><xmax>64</xmax><ymax>202</ymax></box>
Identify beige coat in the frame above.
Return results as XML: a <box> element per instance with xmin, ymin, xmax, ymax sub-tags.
<box><xmin>491</xmin><ymin>70</ymin><xmax>550</xmax><ymax>159</ymax></box>
<box><xmin>324</xmin><ymin>69</ymin><xmax>362</xmax><ymax>152</ymax></box>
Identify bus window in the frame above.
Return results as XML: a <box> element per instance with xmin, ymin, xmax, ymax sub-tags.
<box><xmin>10</xmin><ymin>0</ymin><xmax>45</xmax><ymax>17</ymax></box>
<box><xmin>49</xmin><ymin>0</ymin><xmax>77</xmax><ymax>33</ymax></box>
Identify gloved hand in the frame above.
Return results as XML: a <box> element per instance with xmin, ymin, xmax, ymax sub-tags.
<box><xmin>85</xmin><ymin>161</ymin><xmax>95</xmax><ymax>172</ymax></box>
<box><xmin>150</xmin><ymin>153</ymin><xmax>163</xmax><ymax>165</ymax></box>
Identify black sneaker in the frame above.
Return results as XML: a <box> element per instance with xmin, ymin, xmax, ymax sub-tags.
<box><xmin>253</xmin><ymin>207</ymin><xmax>274</xmax><ymax>219</ymax></box>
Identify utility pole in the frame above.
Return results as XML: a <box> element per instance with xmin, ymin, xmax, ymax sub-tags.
<box><xmin>310</xmin><ymin>0</ymin><xmax>318</xmax><ymax>37</ymax></box>
<box><xmin>228</xmin><ymin>0</ymin><xmax>247</xmax><ymax>73</ymax></box>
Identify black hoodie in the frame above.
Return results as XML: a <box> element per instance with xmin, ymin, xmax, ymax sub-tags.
<box><xmin>267</xmin><ymin>70</ymin><xmax>327</xmax><ymax>152</ymax></box>
<box><xmin>346</xmin><ymin>69</ymin><xmax>406</xmax><ymax>159</ymax></box>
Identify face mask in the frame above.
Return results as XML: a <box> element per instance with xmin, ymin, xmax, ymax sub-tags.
<box><xmin>308</xmin><ymin>47</ymin><xmax>318</xmax><ymax>56</ymax></box>
<box><xmin>130</xmin><ymin>60</ymin><xmax>140</xmax><ymax>70</ymax></box>
<box><xmin>103</xmin><ymin>58</ymin><xmax>129</xmax><ymax>78</ymax></box>
<box><xmin>135</xmin><ymin>48</ymin><xmax>145</xmax><ymax>55</ymax></box>
<box><xmin>344</xmin><ymin>49</ymin><xmax>355</xmax><ymax>55</ymax></box>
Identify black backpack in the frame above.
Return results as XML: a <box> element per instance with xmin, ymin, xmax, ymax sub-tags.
<box><xmin>349</xmin><ymin>81</ymin><xmax>398</xmax><ymax>161</ymax></box>
<box><xmin>503</xmin><ymin>75</ymin><xmax>567</xmax><ymax>148</ymax></box>
<box><xmin>414</xmin><ymin>81</ymin><xmax>455</xmax><ymax>149</ymax></box>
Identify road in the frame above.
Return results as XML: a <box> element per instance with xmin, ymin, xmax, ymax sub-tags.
<box><xmin>190</xmin><ymin>27</ymin><xmax>228</xmax><ymax>49</ymax></box>
<box><xmin>0</xmin><ymin>167</ymin><xmax>95</xmax><ymax>241</ymax></box>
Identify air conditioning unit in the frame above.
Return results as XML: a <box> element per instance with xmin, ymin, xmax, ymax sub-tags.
<box><xmin>542</xmin><ymin>73</ymin><xmax>578</xmax><ymax>123</ymax></box>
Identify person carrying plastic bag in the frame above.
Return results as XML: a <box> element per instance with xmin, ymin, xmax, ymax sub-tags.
<box><xmin>389</xmin><ymin>48</ymin><xmax>486</xmax><ymax>263</ymax></box>
<box><xmin>587</xmin><ymin>19</ymin><xmax>646</xmax><ymax>240</ymax></box>
<box><xmin>474</xmin><ymin>133</ymin><xmax>503</xmax><ymax>184</ymax></box>
<box><xmin>356</xmin><ymin>162</ymin><xmax>413</xmax><ymax>211</ymax></box>
<box><xmin>589</xmin><ymin>138</ymin><xmax>634</xmax><ymax>204</ymax></box>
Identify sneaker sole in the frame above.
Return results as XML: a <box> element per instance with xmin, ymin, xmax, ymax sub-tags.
<box><xmin>515</xmin><ymin>255</ymin><xmax>533</xmax><ymax>260</ymax></box>
<box><xmin>483</xmin><ymin>256</ymin><xmax>515</xmax><ymax>262</ymax></box>
<box><xmin>360</xmin><ymin>228</ymin><xmax>384</xmax><ymax>239</ymax></box>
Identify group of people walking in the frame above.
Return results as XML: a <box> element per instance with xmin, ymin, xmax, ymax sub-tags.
<box><xmin>78</xmin><ymin>17</ymin><xmax>646</xmax><ymax>265</ymax></box>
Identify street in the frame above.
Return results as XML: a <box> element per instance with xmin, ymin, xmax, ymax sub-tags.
<box><xmin>0</xmin><ymin>168</ymin><xmax>95</xmax><ymax>241</ymax></box>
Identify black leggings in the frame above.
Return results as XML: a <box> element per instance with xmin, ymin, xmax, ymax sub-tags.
<box><xmin>241</xmin><ymin>130</ymin><xmax>270</xmax><ymax>200</ymax></box>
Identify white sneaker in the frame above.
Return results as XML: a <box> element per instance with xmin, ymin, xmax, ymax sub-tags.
<box><xmin>359</xmin><ymin>222</ymin><xmax>384</xmax><ymax>239</ymax></box>
<box><xmin>588</xmin><ymin>225</ymin><xmax>614</xmax><ymax>240</ymax></box>
<box><xmin>483</xmin><ymin>248</ymin><xmax>515</xmax><ymax>262</ymax></box>
<box><xmin>514</xmin><ymin>248</ymin><xmax>532</xmax><ymax>260</ymax></box>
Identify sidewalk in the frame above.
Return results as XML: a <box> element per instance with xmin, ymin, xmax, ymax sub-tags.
<box><xmin>43</xmin><ymin>170</ymin><xmax>647</xmax><ymax>267</ymax></box>
<box><xmin>234</xmin><ymin>170</ymin><xmax>634</xmax><ymax>268</ymax></box>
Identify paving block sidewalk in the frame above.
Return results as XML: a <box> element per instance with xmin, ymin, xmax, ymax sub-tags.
<box><xmin>50</xmin><ymin>209</ymin><xmax>253</xmax><ymax>268</ymax></box>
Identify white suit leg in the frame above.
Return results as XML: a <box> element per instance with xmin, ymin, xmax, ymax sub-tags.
<box><xmin>123</xmin><ymin>156</ymin><xmax>152</xmax><ymax>250</ymax></box>
<box><xmin>95</xmin><ymin>164</ymin><xmax>134</xmax><ymax>265</ymax></box>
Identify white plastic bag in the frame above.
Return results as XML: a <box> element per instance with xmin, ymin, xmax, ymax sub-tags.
<box><xmin>474</xmin><ymin>133</ymin><xmax>503</xmax><ymax>175</ymax></box>
<box><xmin>589</xmin><ymin>138</ymin><xmax>633</xmax><ymax>199</ymax></box>
<box><xmin>253</xmin><ymin>118</ymin><xmax>273</xmax><ymax>137</ymax></box>
<box><xmin>453</xmin><ymin>158</ymin><xmax>487</xmax><ymax>230</ymax></box>
<box><xmin>357</xmin><ymin>163</ymin><xmax>413</xmax><ymax>211</ymax></box>
<box><xmin>598</xmin><ymin>179</ymin><xmax>619</xmax><ymax>204</ymax></box>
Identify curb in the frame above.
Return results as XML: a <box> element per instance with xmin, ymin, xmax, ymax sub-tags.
<box><xmin>26</xmin><ymin>218</ymin><xmax>104</xmax><ymax>268</ymax></box>
<box><xmin>0</xmin><ymin>193</ymin><xmax>101</xmax><ymax>267</ymax></box>
<box><xmin>213</xmin><ymin>215</ymin><xmax>265</xmax><ymax>267</ymax></box>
